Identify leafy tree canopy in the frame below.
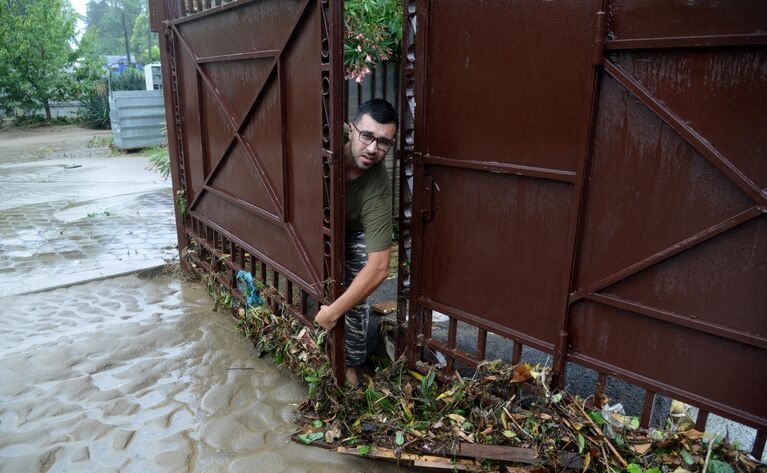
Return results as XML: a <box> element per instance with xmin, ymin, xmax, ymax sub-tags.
<box><xmin>85</xmin><ymin>0</ymin><xmax>152</xmax><ymax>62</ymax></box>
<box><xmin>0</xmin><ymin>0</ymin><xmax>101</xmax><ymax>119</ymax></box>
<box><xmin>130</xmin><ymin>12</ymin><xmax>159</xmax><ymax>65</ymax></box>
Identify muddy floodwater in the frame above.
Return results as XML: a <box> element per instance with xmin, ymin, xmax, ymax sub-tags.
<box><xmin>0</xmin><ymin>126</ymin><xmax>401</xmax><ymax>472</ymax></box>
<box><xmin>0</xmin><ymin>274</ymin><xmax>400</xmax><ymax>472</ymax></box>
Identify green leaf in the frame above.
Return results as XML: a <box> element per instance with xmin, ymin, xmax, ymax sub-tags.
<box><xmin>626</xmin><ymin>464</ymin><xmax>642</xmax><ymax>473</ymax></box>
<box><xmin>297</xmin><ymin>432</ymin><xmax>324</xmax><ymax>444</ymax></box>
<box><xmin>422</xmin><ymin>369</ymin><xmax>436</xmax><ymax>396</ymax></box>
<box><xmin>626</xmin><ymin>416</ymin><xmax>640</xmax><ymax>430</ymax></box>
<box><xmin>644</xmin><ymin>468</ymin><xmax>662</xmax><ymax>473</ymax></box>
<box><xmin>312</xmin><ymin>420</ymin><xmax>323</xmax><ymax>429</ymax></box>
<box><xmin>357</xmin><ymin>445</ymin><xmax>372</xmax><ymax>455</ymax></box>
<box><xmin>649</xmin><ymin>429</ymin><xmax>665</xmax><ymax>441</ymax></box>
<box><xmin>707</xmin><ymin>459</ymin><xmax>735</xmax><ymax>473</ymax></box>
<box><xmin>614</xmin><ymin>435</ymin><xmax>625</xmax><ymax>446</ymax></box>
<box><xmin>679</xmin><ymin>448</ymin><xmax>694</xmax><ymax>465</ymax></box>
<box><xmin>588</xmin><ymin>410</ymin><xmax>606</xmax><ymax>426</ymax></box>
<box><xmin>461</xmin><ymin>421</ymin><xmax>473</xmax><ymax>431</ymax></box>
<box><xmin>551</xmin><ymin>392</ymin><xmax>563</xmax><ymax>403</ymax></box>
<box><xmin>578</xmin><ymin>433</ymin><xmax>585</xmax><ymax>453</ymax></box>
<box><xmin>502</xmin><ymin>430</ymin><xmax>516</xmax><ymax>438</ymax></box>
<box><xmin>395</xmin><ymin>431</ymin><xmax>405</xmax><ymax>446</ymax></box>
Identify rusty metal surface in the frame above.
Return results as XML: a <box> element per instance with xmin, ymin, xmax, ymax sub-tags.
<box><xmin>155</xmin><ymin>0</ymin><xmax>347</xmax><ymax>380</ymax></box>
<box><xmin>402</xmin><ymin>0</ymin><xmax>767</xmax><ymax>453</ymax></box>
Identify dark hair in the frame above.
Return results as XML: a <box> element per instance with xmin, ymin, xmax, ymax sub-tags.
<box><xmin>353</xmin><ymin>99</ymin><xmax>398</xmax><ymax>129</ymax></box>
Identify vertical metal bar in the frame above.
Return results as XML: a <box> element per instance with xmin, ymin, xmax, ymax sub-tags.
<box><xmin>327</xmin><ymin>0</ymin><xmax>347</xmax><ymax>385</ymax></box>
<box><xmin>398</xmin><ymin>0</ymin><xmax>417</xmax><ymax>363</ymax></box>
<box><xmin>391</xmin><ymin>148</ymin><xmax>398</xmax><ymax>215</ymax></box>
<box><xmin>370</xmin><ymin>63</ymin><xmax>377</xmax><ymax>100</ymax></box>
<box><xmin>423</xmin><ymin>308</ymin><xmax>433</xmax><ymax>340</ymax></box>
<box><xmin>300</xmin><ymin>290</ymin><xmax>308</xmax><ymax>315</ymax></box>
<box><xmin>476</xmin><ymin>328</ymin><xmax>487</xmax><ymax>360</ymax></box>
<box><xmin>356</xmin><ymin>74</ymin><xmax>363</xmax><ymax>108</ymax></box>
<box><xmin>260</xmin><ymin>259</ymin><xmax>267</xmax><ymax>284</ymax></box>
<box><xmin>287</xmin><ymin>280</ymin><xmax>294</xmax><ymax>305</ymax></box>
<box><xmin>447</xmin><ymin>318</ymin><xmax>457</xmax><ymax>348</ymax></box>
<box><xmin>551</xmin><ymin>0</ymin><xmax>608</xmax><ymax>390</ymax></box>
<box><xmin>382</xmin><ymin>61</ymin><xmax>389</xmax><ymax>102</ymax></box>
<box><xmin>640</xmin><ymin>390</ymin><xmax>655</xmax><ymax>428</ymax></box>
<box><xmin>445</xmin><ymin>317</ymin><xmax>457</xmax><ymax>373</ymax></box>
<box><xmin>695</xmin><ymin>410</ymin><xmax>709</xmax><ymax>432</ymax></box>
<box><xmin>511</xmin><ymin>341</ymin><xmax>522</xmax><ymax>365</ymax></box>
<box><xmin>157</xmin><ymin>0</ymin><xmax>189</xmax><ymax>268</ymax></box>
<box><xmin>344</xmin><ymin>80</ymin><xmax>349</xmax><ymax>123</ymax></box>
<box><xmin>405</xmin><ymin>0</ymin><xmax>430</xmax><ymax>369</ymax></box>
<box><xmin>752</xmin><ymin>430</ymin><xmax>766</xmax><ymax>460</ymax></box>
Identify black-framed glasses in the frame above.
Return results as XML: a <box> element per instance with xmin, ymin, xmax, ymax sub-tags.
<box><xmin>350</xmin><ymin>123</ymin><xmax>395</xmax><ymax>152</ymax></box>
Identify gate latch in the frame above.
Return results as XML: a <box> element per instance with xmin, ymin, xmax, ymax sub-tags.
<box><xmin>421</xmin><ymin>175</ymin><xmax>440</xmax><ymax>221</ymax></box>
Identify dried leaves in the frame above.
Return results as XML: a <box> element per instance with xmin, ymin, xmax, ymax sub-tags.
<box><xmin>229</xmin><ymin>300</ymin><xmax>764</xmax><ymax>472</ymax></box>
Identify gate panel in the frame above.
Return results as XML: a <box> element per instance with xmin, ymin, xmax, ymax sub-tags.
<box><xmin>568</xmin><ymin>300</ymin><xmax>767</xmax><ymax>427</ymax></box>
<box><xmin>168</xmin><ymin>0</ymin><xmax>324</xmax><ymax>292</ymax></box>
<box><xmin>572</xmin><ymin>74</ymin><xmax>756</xmax><ymax>290</ymax></box>
<box><xmin>418</xmin><ymin>167</ymin><xmax>572</xmax><ymax>348</ymax></box>
<box><xmin>156</xmin><ymin>0</ymin><xmax>347</xmax><ymax>379</ymax></box>
<box><xmin>568</xmin><ymin>0</ymin><xmax>767</xmax><ymax>430</ymax></box>
<box><xmin>610</xmin><ymin>47</ymin><xmax>767</xmax><ymax>191</ymax></box>
<box><xmin>409</xmin><ymin>0</ymin><xmax>598</xmax><ymax>355</ymax></box>
<box><xmin>423</xmin><ymin>1</ymin><xmax>596</xmax><ymax>172</ymax></box>
<box><xmin>607</xmin><ymin>0</ymin><xmax>767</xmax><ymax>43</ymax></box>
<box><xmin>403</xmin><ymin>0</ymin><xmax>767</xmax><ymax>444</ymax></box>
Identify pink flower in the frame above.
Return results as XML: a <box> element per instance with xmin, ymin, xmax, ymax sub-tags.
<box><xmin>357</xmin><ymin>33</ymin><xmax>363</xmax><ymax>40</ymax></box>
<box><xmin>365</xmin><ymin>55</ymin><xmax>372</xmax><ymax>62</ymax></box>
<box><xmin>356</xmin><ymin>45</ymin><xmax>362</xmax><ymax>52</ymax></box>
<box><xmin>355</xmin><ymin>75</ymin><xmax>363</xmax><ymax>84</ymax></box>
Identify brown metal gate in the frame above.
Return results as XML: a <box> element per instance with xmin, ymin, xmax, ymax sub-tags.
<box><xmin>398</xmin><ymin>0</ymin><xmax>767</xmax><ymax>456</ymax></box>
<box><xmin>151</xmin><ymin>0</ymin><xmax>348</xmax><ymax>380</ymax></box>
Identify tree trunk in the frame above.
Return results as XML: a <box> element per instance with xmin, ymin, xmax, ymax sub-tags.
<box><xmin>44</xmin><ymin>98</ymin><xmax>51</xmax><ymax>121</ymax></box>
<box><xmin>147</xmin><ymin>12</ymin><xmax>152</xmax><ymax>62</ymax></box>
<box><xmin>121</xmin><ymin>10</ymin><xmax>132</xmax><ymax>66</ymax></box>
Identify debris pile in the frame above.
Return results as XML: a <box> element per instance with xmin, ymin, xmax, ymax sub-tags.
<box><xmin>229</xmin><ymin>296</ymin><xmax>763</xmax><ymax>472</ymax></box>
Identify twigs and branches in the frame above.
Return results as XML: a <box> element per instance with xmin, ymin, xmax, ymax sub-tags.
<box><xmin>198</xmin><ymin>273</ymin><xmax>764</xmax><ymax>472</ymax></box>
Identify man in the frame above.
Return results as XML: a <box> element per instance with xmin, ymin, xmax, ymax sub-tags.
<box><xmin>315</xmin><ymin>99</ymin><xmax>398</xmax><ymax>386</ymax></box>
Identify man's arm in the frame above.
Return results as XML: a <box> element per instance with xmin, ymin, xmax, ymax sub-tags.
<box><xmin>314</xmin><ymin>247</ymin><xmax>391</xmax><ymax>330</ymax></box>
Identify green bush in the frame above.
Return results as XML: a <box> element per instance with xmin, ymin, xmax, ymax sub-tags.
<box><xmin>110</xmin><ymin>67</ymin><xmax>145</xmax><ymax>91</ymax></box>
<box><xmin>79</xmin><ymin>81</ymin><xmax>110</xmax><ymax>129</ymax></box>
<box><xmin>146</xmin><ymin>145</ymin><xmax>170</xmax><ymax>180</ymax></box>
<box><xmin>345</xmin><ymin>0</ymin><xmax>402</xmax><ymax>82</ymax></box>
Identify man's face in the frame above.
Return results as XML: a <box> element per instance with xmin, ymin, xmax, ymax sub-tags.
<box><xmin>349</xmin><ymin>114</ymin><xmax>397</xmax><ymax>171</ymax></box>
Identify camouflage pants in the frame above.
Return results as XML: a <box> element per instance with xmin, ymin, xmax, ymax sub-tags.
<box><xmin>344</xmin><ymin>231</ymin><xmax>369</xmax><ymax>367</ymax></box>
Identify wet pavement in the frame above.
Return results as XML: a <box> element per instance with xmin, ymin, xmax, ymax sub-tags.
<box><xmin>0</xmin><ymin>126</ymin><xmax>401</xmax><ymax>472</ymax></box>
<box><xmin>0</xmin><ymin>128</ymin><xmax>177</xmax><ymax>296</ymax></box>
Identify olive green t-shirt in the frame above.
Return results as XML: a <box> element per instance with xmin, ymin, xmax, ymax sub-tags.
<box><xmin>346</xmin><ymin>161</ymin><xmax>392</xmax><ymax>253</ymax></box>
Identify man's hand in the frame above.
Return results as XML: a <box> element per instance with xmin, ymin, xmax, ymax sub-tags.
<box><xmin>313</xmin><ymin>247</ymin><xmax>391</xmax><ymax>331</ymax></box>
<box><xmin>315</xmin><ymin>304</ymin><xmax>339</xmax><ymax>330</ymax></box>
